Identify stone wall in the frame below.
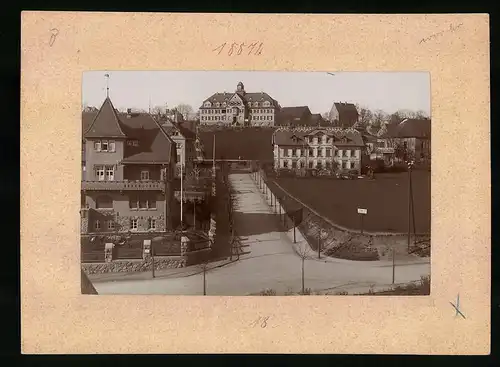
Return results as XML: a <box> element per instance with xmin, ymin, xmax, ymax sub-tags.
<box><xmin>82</xmin><ymin>256</ymin><xmax>186</xmax><ymax>275</ymax></box>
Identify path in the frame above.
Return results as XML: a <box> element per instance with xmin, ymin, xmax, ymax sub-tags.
<box><xmin>93</xmin><ymin>173</ymin><xmax>430</xmax><ymax>295</ymax></box>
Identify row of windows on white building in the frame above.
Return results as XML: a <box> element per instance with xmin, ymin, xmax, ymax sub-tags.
<box><xmin>280</xmin><ymin>159</ymin><xmax>356</xmax><ymax>170</ymax></box>
<box><xmin>203</xmin><ymin>100</ymin><xmax>272</xmax><ymax>108</ymax></box>
<box><xmin>202</xmin><ymin>108</ymin><xmax>273</xmax><ymax>114</ymax></box>
<box><xmin>201</xmin><ymin>115</ymin><xmax>273</xmax><ymax>121</ymax></box>
<box><xmin>279</xmin><ymin>148</ymin><xmax>360</xmax><ymax>158</ymax></box>
<box><xmin>93</xmin><ymin>218</ymin><xmax>156</xmax><ymax>231</ymax></box>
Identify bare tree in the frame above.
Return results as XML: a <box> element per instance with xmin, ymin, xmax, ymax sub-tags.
<box><xmin>371</xmin><ymin>109</ymin><xmax>388</xmax><ymax>128</ymax></box>
<box><xmin>295</xmin><ymin>241</ymin><xmax>314</xmax><ymax>295</ymax></box>
<box><xmin>175</xmin><ymin>103</ymin><xmax>194</xmax><ymax>117</ymax></box>
<box><xmin>151</xmin><ymin>105</ymin><xmax>166</xmax><ymax>116</ymax></box>
<box><xmin>354</xmin><ymin>104</ymin><xmax>373</xmax><ymax>129</ymax></box>
<box><xmin>414</xmin><ymin>110</ymin><xmax>429</xmax><ymax>119</ymax></box>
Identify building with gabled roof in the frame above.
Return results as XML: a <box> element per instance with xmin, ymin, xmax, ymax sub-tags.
<box><xmin>81</xmin><ymin>97</ymin><xmax>178</xmax><ymax>235</ymax></box>
<box><xmin>272</xmin><ymin>127</ymin><xmax>365</xmax><ymax>175</ymax></box>
<box><xmin>328</xmin><ymin>102</ymin><xmax>359</xmax><ymax>128</ymax></box>
<box><xmin>199</xmin><ymin>81</ymin><xmax>280</xmax><ymax>126</ymax></box>
<box><xmin>276</xmin><ymin>106</ymin><xmax>312</xmax><ymax>127</ymax></box>
<box><xmin>363</xmin><ymin>118</ymin><xmax>431</xmax><ymax>165</ymax></box>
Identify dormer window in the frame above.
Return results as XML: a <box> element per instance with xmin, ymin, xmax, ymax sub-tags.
<box><xmin>263</xmin><ymin>101</ymin><xmax>270</xmax><ymax>107</ymax></box>
<box><xmin>215</xmin><ymin>102</ymin><xmax>220</xmax><ymax>107</ymax></box>
<box><xmin>254</xmin><ymin>102</ymin><xmax>259</xmax><ymax>107</ymax></box>
<box><xmin>204</xmin><ymin>101</ymin><xmax>211</xmax><ymax>107</ymax></box>
<box><xmin>222</xmin><ymin>102</ymin><xmax>227</xmax><ymax>107</ymax></box>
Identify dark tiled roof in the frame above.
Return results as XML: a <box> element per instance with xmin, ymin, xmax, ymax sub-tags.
<box><xmin>82</xmin><ymin>99</ymin><xmax>175</xmax><ymax>164</ymax></box>
<box><xmin>273</xmin><ymin>127</ymin><xmax>364</xmax><ymax>147</ymax></box>
<box><xmin>364</xmin><ymin>119</ymin><xmax>431</xmax><ymax>139</ymax></box>
<box><xmin>397</xmin><ymin>118</ymin><xmax>431</xmax><ymax>138</ymax></box>
<box><xmin>84</xmin><ymin>98</ymin><xmax>127</xmax><ymax>138</ymax></box>
<box><xmin>117</xmin><ymin>113</ymin><xmax>175</xmax><ymax>164</ymax></box>
<box><xmin>276</xmin><ymin>106</ymin><xmax>313</xmax><ymax>126</ymax></box>
<box><xmin>279</xmin><ymin>106</ymin><xmax>311</xmax><ymax>118</ymax></box>
<box><xmin>334</xmin><ymin>102</ymin><xmax>359</xmax><ymax>119</ymax></box>
<box><xmin>82</xmin><ymin>111</ymin><xmax>98</xmax><ymax>133</ymax></box>
<box><xmin>161</xmin><ymin>121</ymin><xmax>196</xmax><ymax>140</ymax></box>
<box><xmin>200</xmin><ymin>91</ymin><xmax>279</xmax><ymax>109</ymax></box>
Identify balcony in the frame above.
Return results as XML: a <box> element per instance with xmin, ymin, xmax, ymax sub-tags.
<box><xmin>82</xmin><ymin>180</ymin><xmax>165</xmax><ymax>191</ymax></box>
<box><xmin>377</xmin><ymin>147</ymin><xmax>395</xmax><ymax>154</ymax></box>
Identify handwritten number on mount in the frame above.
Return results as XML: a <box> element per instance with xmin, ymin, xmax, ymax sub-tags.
<box><xmin>212</xmin><ymin>42</ymin><xmax>263</xmax><ymax>56</ymax></box>
<box><xmin>250</xmin><ymin>316</ymin><xmax>270</xmax><ymax>328</ymax></box>
<box><xmin>237</xmin><ymin>43</ymin><xmax>245</xmax><ymax>55</ymax></box>
<box><xmin>213</xmin><ymin>42</ymin><xmax>226</xmax><ymax>55</ymax></box>
<box><xmin>49</xmin><ymin>28</ymin><xmax>59</xmax><ymax>47</ymax></box>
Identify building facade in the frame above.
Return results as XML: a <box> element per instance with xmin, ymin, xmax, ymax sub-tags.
<box><xmin>272</xmin><ymin>127</ymin><xmax>365</xmax><ymax>175</ymax></box>
<box><xmin>199</xmin><ymin>82</ymin><xmax>280</xmax><ymax>126</ymax></box>
<box><xmin>81</xmin><ymin>97</ymin><xmax>177</xmax><ymax>235</ymax></box>
<box><xmin>161</xmin><ymin>120</ymin><xmax>198</xmax><ymax>178</ymax></box>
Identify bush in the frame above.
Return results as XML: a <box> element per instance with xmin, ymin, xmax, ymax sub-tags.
<box><xmin>259</xmin><ymin>288</ymin><xmax>277</xmax><ymax>296</ymax></box>
<box><xmin>298</xmin><ymin>288</ymin><xmax>312</xmax><ymax>295</ymax></box>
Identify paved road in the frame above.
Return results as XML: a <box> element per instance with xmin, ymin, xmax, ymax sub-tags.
<box><xmin>93</xmin><ymin>173</ymin><xmax>430</xmax><ymax>295</ymax></box>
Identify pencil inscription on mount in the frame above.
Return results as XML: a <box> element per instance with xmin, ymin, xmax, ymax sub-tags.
<box><xmin>81</xmin><ymin>71</ymin><xmax>431</xmax><ymax>296</ymax></box>
<box><xmin>212</xmin><ymin>42</ymin><xmax>264</xmax><ymax>56</ymax></box>
<box><xmin>419</xmin><ymin>23</ymin><xmax>463</xmax><ymax>44</ymax></box>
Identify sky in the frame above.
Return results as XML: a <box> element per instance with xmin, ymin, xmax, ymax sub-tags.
<box><xmin>82</xmin><ymin>71</ymin><xmax>430</xmax><ymax>116</ymax></box>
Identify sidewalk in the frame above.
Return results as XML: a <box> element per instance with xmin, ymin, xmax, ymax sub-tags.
<box><xmin>87</xmin><ymin>257</ymin><xmax>236</xmax><ymax>283</ymax></box>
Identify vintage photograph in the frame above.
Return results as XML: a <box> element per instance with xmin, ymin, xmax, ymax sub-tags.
<box><xmin>81</xmin><ymin>71</ymin><xmax>431</xmax><ymax>296</ymax></box>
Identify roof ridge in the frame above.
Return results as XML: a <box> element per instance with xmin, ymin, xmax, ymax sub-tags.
<box><xmin>150</xmin><ymin>114</ymin><xmax>176</xmax><ymax>145</ymax></box>
<box><xmin>84</xmin><ymin>97</ymin><xmax>127</xmax><ymax>137</ymax></box>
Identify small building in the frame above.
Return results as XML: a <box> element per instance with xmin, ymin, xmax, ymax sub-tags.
<box><xmin>328</xmin><ymin>102</ymin><xmax>359</xmax><ymax>128</ymax></box>
<box><xmin>395</xmin><ymin>118</ymin><xmax>431</xmax><ymax>163</ymax></box>
<box><xmin>363</xmin><ymin>118</ymin><xmax>431</xmax><ymax>165</ymax></box>
<box><xmin>199</xmin><ymin>82</ymin><xmax>280</xmax><ymax>126</ymax></box>
<box><xmin>276</xmin><ymin>106</ymin><xmax>313</xmax><ymax>127</ymax></box>
<box><xmin>81</xmin><ymin>97</ymin><xmax>177</xmax><ymax>234</ymax></box>
<box><xmin>161</xmin><ymin>120</ymin><xmax>198</xmax><ymax>178</ymax></box>
<box><xmin>272</xmin><ymin>127</ymin><xmax>365</xmax><ymax>175</ymax></box>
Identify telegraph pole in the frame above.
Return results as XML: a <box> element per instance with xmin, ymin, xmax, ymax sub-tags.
<box><xmin>407</xmin><ymin>160</ymin><xmax>414</xmax><ymax>253</ymax></box>
<box><xmin>392</xmin><ymin>247</ymin><xmax>395</xmax><ymax>284</ymax></box>
<box><xmin>318</xmin><ymin>227</ymin><xmax>321</xmax><ymax>259</ymax></box>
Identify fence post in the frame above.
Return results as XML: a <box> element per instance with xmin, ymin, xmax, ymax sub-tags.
<box><xmin>104</xmin><ymin>243</ymin><xmax>114</xmax><ymax>263</ymax></box>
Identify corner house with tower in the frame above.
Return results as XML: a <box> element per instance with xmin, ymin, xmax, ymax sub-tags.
<box><xmin>81</xmin><ymin>97</ymin><xmax>177</xmax><ymax>235</ymax></box>
<box><xmin>199</xmin><ymin>82</ymin><xmax>281</xmax><ymax>126</ymax></box>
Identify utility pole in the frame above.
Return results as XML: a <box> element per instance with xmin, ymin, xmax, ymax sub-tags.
<box><xmin>318</xmin><ymin>227</ymin><xmax>321</xmax><ymax>259</ymax></box>
<box><xmin>203</xmin><ymin>264</ymin><xmax>207</xmax><ymax>295</ymax></box>
<box><xmin>407</xmin><ymin>160</ymin><xmax>414</xmax><ymax>253</ymax></box>
<box><xmin>392</xmin><ymin>247</ymin><xmax>395</xmax><ymax>284</ymax></box>
<box><xmin>152</xmin><ymin>240</ymin><xmax>155</xmax><ymax>278</ymax></box>
<box><xmin>293</xmin><ymin>215</ymin><xmax>297</xmax><ymax>243</ymax></box>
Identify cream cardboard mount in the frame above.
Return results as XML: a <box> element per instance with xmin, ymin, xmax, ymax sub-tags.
<box><xmin>20</xmin><ymin>12</ymin><xmax>490</xmax><ymax>354</ymax></box>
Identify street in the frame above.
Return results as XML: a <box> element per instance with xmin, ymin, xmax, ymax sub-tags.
<box><xmin>92</xmin><ymin>173</ymin><xmax>430</xmax><ymax>295</ymax></box>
